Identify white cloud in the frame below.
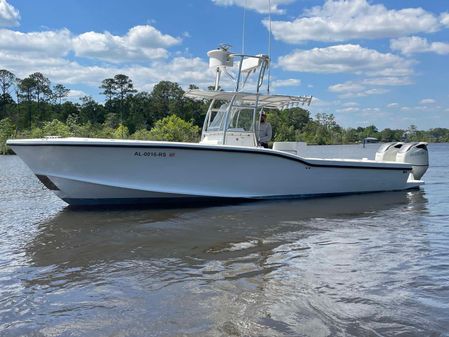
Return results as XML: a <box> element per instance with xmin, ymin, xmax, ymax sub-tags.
<box><xmin>211</xmin><ymin>0</ymin><xmax>293</xmax><ymax>14</ymax></box>
<box><xmin>0</xmin><ymin>48</ymin><xmax>212</xmax><ymax>91</ymax></box>
<box><xmin>73</xmin><ymin>25</ymin><xmax>181</xmax><ymax>63</ymax></box>
<box><xmin>0</xmin><ymin>25</ymin><xmax>211</xmax><ymax>91</ymax></box>
<box><xmin>133</xmin><ymin>56</ymin><xmax>211</xmax><ymax>91</ymax></box>
<box><xmin>362</xmin><ymin>107</ymin><xmax>381</xmax><ymax>113</ymax></box>
<box><xmin>0</xmin><ymin>0</ymin><xmax>19</xmax><ymax>27</ymax></box>
<box><xmin>363</xmin><ymin>88</ymin><xmax>388</xmax><ymax>96</ymax></box>
<box><xmin>387</xmin><ymin>103</ymin><xmax>399</xmax><ymax>108</ymax></box>
<box><xmin>278</xmin><ymin>44</ymin><xmax>413</xmax><ymax>78</ymax></box>
<box><xmin>329</xmin><ymin>82</ymin><xmax>365</xmax><ymax>94</ymax></box>
<box><xmin>441</xmin><ymin>12</ymin><xmax>449</xmax><ymax>27</ymax></box>
<box><xmin>0</xmin><ymin>24</ymin><xmax>183</xmax><ymax>64</ymax></box>
<box><xmin>308</xmin><ymin>97</ymin><xmax>335</xmax><ymax>108</ymax></box>
<box><xmin>342</xmin><ymin>102</ymin><xmax>359</xmax><ymax>107</ymax></box>
<box><xmin>327</xmin><ymin>69</ymin><xmax>413</xmax><ymax>98</ymax></box>
<box><xmin>336</xmin><ymin>107</ymin><xmax>359</xmax><ymax>113</ymax></box>
<box><xmin>390</xmin><ymin>36</ymin><xmax>449</xmax><ymax>55</ymax></box>
<box><xmin>271</xmin><ymin>78</ymin><xmax>301</xmax><ymax>88</ymax></box>
<box><xmin>66</xmin><ymin>89</ymin><xmax>88</xmax><ymax>100</ymax></box>
<box><xmin>329</xmin><ymin>80</ymin><xmax>391</xmax><ymax>98</ymax></box>
<box><xmin>362</xmin><ymin>77</ymin><xmax>413</xmax><ymax>86</ymax></box>
<box><xmin>266</xmin><ymin>0</ymin><xmax>441</xmax><ymax>43</ymax></box>
<box><xmin>0</xmin><ymin>28</ymin><xmax>72</xmax><ymax>57</ymax></box>
<box><xmin>420</xmin><ymin>98</ymin><xmax>436</xmax><ymax>105</ymax></box>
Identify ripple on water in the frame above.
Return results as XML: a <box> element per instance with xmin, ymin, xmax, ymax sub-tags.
<box><xmin>1</xmin><ymin>145</ymin><xmax>449</xmax><ymax>336</ymax></box>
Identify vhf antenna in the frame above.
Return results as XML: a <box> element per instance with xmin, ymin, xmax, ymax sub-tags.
<box><xmin>267</xmin><ymin>0</ymin><xmax>272</xmax><ymax>95</ymax></box>
<box><xmin>241</xmin><ymin>0</ymin><xmax>247</xmax><ymax>54</ymax></box>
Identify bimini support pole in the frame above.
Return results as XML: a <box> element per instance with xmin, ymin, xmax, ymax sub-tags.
<box><xmin>214</xmin><ymin>67</ymin><xmax>221</xmax><ymax>91</ymax></box>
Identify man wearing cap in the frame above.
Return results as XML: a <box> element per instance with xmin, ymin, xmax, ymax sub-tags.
<box><xmin>258</xmin><ymin>113</ymin><xmax>272</xmax><ymax>148</ymax></box>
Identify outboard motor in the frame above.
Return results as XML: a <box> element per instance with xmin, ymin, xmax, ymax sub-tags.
<box><xmin>396</xmin><ymin>142</ymin><xmax>429</xmax><ymax>180</ymax></box>
<box><xmin>375</xmin><ymin>142</ymin><xmax>404</xmax><ymax>161</ymax></box>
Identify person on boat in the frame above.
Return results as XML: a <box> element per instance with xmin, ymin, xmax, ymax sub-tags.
<box><xmin>258</xmin><ymin>113</ymin><xmax>272</xmax><ymax>148</ymax></box>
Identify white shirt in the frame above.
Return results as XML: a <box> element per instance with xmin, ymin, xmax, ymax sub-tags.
<box><xmin>258</xmin><ymin>121</ymin><xmax>272</xmax><ymax>143</ymax></box>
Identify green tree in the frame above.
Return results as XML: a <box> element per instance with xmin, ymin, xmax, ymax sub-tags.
<box><xmin>131</xmin><ymin>128</ymin><xmax>153</xmax><ymax>140</ymax></box>
<box><xmin>100</xmin><ymin>74</ymin><xmax>137</xmax><ymax>127</ymax></box>
<box><xmin>183</xmin><ymin>84</ymin><xmax>209</xmax><ymax>127</ymax></box>
<box><xmin>150</xmin><ymin>81</ymin><xmax>185</xmax><ymax>122</ymax></box>
<box><xmin>0</xmin><ymin>118</ymin><xmax>15</xmax><ymax>154</ymax></box>
<box><xmin>427</xmin><ymin>128</ymin><xmax>449</xmax><ymax>142</ymax></box>
<box><xmin>113</xmin><ymin>74</ymin><xmax>137</xmax><ymax>102</ymax></box>
<box><xmin>4</xmin><ymin>70</ymin><xmax>449</xmax><ymax>151</ymax></box>
<box><xmin>29</xmin><ymin>72</ymin><xmax>52</xmax><ymax>109</ymax></box>
<box><xmin>42</xmin><ymin>119</ymin><xmax>71</xmax><ymax>137</ymax></box>
<box><xmin>18</xmin><ymin>77</ymin><xmax>36</xmax><ymax>129</ymax></box>
<box><xmin>57</xmin><ymin>101</ymin><xmax>79</xmax><ymax>123</ymax></box>
<box><xmin>127</xmin><ymin>92</ymin><xmax>151</xmax><ymax>132</ymax></box>
<box><xmin>0</xmin><ymin>70</ymin><xmax>16</xmax><ymax>119</ymax></box>
<box><xmin>0</xmin><ymin>93</ymin><xmax>14</xmax><ymax>120</ymax></box>
<box><xmin>53</xmin><ymin>84</ymin><xmax>70</xmax><ymax>105</ymax></box>
<box><xmin>380</xmin><ymin>128</ymin><xmax>397</xmax><ymax>142</ymax></box>
<box><xmin>66</xmin><ymin>114</ymin><xmax>94</xmax><ymax>137</ymax></box>
<box><xmin>147</xmin><ymin>115</ymin><xmax>200</xmax><ymax>142</ymax></box>
<box><xmin>114</xmin><ymin>124</ymin><xmax>129</xmax><ymax>139</ymax></box>
<box><xmin>304</xmin><ymin>113</ymin><xmax>339</xmax><ymax>144</ymax></box>
<box><xmin>79</xmin><ymin>96</ymin><xmax>105</xmax><ymax>124</ymax></box>
<box><xmin>268</xmin><ymin>107</ymin><xmax>310</xmax><ymax>141</ymax></box>
<box><xmin>18</xmin><ymin>73</ymin><xmax>53</xmax><ymax>128</ymax></box>
<box><xmin>0</xmin><ymin>70</ymin><xmax>16</xmax><ymax>98</ymax></box>
<box><xmin>103</xmin><ymin>112</ymin><xmax>120</xmax><ymax>129</ymax></box>
<box><xmin>342</xmin><ymin>128</ymin><xmax>359</xmax><ymax>143</ymax></box>
<box><xmin>361</xmin><ymin>125</ymin><xmax>379</xmax><ymax>139</ymax></box>
<box><xmin>100</xmin><ymin>78</ymin><xmax>116</xmax><ymax>102</ymax></box>
<box><xmin>405</xmin><ymin>124</ymin><xmax>419</xmax><ymax>141</ymax></box>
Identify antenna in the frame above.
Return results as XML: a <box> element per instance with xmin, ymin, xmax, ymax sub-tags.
<box><xmin>241</xmin><ymin>0</ymin><xmax>247</xmax><ymax>54</ymax></box>
<box><xmin>267</xmin><ymin>0</ymin><xmax>272</xmax><ymax>95</ymax></box>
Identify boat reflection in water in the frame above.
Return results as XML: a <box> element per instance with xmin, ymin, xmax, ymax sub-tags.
<box><xmin>15</xmin><ymin>190</ymin><xmax>439</xmax><ymax>336</ymax></box>
<box><xmin>26</xmin><ymin>190</ymin><xmax>427</xmax><ymax>268</ymax></box>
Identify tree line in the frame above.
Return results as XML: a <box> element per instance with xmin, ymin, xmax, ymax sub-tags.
<box><xmin>1</xmin><ymin>69</ymin><xmax>448</xmax><ymax>154</ymax></box>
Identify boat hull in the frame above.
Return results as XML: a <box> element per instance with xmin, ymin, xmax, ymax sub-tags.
<box><xmin>7</xmin><ymin>138</ymin><xmax>420</xmax><ymax>206</ymax></box>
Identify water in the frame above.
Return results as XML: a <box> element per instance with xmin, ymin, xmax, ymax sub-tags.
<box><xmin>1</xmin><ymin>144</ymin><xmax>448</xmax><ymax>337</ymax></box>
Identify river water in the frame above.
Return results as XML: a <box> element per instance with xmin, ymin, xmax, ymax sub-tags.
<box><xmin>1</xmin><ymin>144</ymin><xmax>448</xmax><ymax>337</ymax></box>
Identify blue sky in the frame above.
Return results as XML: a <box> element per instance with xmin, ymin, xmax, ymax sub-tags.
<box><xmin>1</xmin><ymin>0</ymin><xmax>448</xmax><ymax>130</ymax></box>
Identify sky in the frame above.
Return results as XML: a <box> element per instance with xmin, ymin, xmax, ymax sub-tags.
<box><xmin>0</xmin><ymin>0</ymin><xmax>448</xmax><ymax>130</ymax></box>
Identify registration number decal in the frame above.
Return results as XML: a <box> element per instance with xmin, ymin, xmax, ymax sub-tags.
<box><xmin>134</xmin><ymin>151</ymin><xmax>176</xmax><ymax>158</ymax></box>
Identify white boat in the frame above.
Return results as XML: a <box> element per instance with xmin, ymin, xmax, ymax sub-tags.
<box><xmin>7</xmin><ymin>46</ymin><xmax>429</xmax><ymax>206</ymax></box>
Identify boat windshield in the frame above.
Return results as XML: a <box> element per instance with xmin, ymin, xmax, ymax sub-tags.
<box><xmin>208</xmin><ymin>102</ymin><xmax>255</xmax><ymax>132</ymax></box>
<box><xmin>208</xmin><ymin>103</ymin><xmax>228</xmax><ymax>131</ymax></box>
<box><xmin>228</xmin><ymin>106</ymin><xmax>254</xmax><ymax>131</ymax></box>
